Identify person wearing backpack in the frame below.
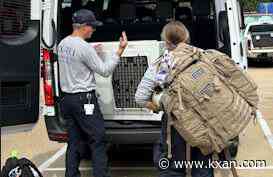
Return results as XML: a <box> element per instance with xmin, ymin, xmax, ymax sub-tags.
<box><xmin>136</xmin><ymin>20</ymin><xmax>258</xmax><ymax>177</ymax></box>
<box><xmin>135</xmin><ymin>21</ymin><xmax>214</xmax><ymax>177</ymax></box>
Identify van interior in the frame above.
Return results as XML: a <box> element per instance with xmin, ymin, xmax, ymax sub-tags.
<box><xmin>59</xmin><ymin>0</ymin><xmax>217</xmax><ymax>50</ymax></box>
<box><xmin>56</xmin><ymin>0</ymin><xmax>220</xmax><ymax>112</ymax></box>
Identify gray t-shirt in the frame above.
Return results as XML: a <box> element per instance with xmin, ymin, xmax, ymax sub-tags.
<box><xmin>58</xmin><ymin>36</ymin><xmax>120</xmax><ymax>93</ymax></box>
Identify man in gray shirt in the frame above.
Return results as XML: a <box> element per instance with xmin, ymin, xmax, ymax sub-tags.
<box><xmin>58</xmin><ymin>9</ymin><xmax>128</xmax><ymax>177</ymax></box>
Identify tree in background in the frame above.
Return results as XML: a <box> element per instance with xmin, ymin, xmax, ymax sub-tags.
<box><xmin>240</xmin><ymin>0</ymin><xmax>272</xmax><ymax>12</ymax></box>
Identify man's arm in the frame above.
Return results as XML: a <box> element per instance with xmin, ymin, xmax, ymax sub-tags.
<box><xmin>83</xmin><ymin>47</ymin><xmax>120</xmax><ymax>77</ymax></box>
<box><xmin>83</xmin><ymin>32</ymin><xmax>128</xmax><ymax>77</ymax></box>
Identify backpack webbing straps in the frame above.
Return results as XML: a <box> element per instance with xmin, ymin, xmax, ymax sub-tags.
<box><xmin>167</xmin><ymin>116</ymin><xmax>173</xmax><ymax>159</ymax></box>
<box><xmin>186</xmin><ymin>143</ymin><xmax>192</xmax><ymax>177</ymax></box>
<box><xmin>223</xmin><ymin>148</ymin><xmax>239</xmax><ymax>177</ymax></box>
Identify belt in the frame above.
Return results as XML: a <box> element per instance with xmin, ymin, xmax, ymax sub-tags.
<box><xmin>63</xmin><ymin>90</ymin><xmax>95</xmax><ymax>96</ymax></box>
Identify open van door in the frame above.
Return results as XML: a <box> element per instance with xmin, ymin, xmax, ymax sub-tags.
<box><xmin>41</xmin><ymin>0</ymin><xmax>68</xmax><ymax>142</ymax></box>
<box><xmin>0</xmin><ymin>0</ymin><xmax>41</xmax><ymax>133</ymax></box>
<box><xmin>226</xmin><ymin>0</ymin><xmax>247</xmax><ymax>69</ymax></box>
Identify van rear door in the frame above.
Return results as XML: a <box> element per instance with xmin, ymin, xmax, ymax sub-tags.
<box><xmin>0</xmin><ymin>0</ymin><xmax>40</xmax><ymax>132</ymax></box>
<box><xmin>40</xmin><ymin>0</ymin><xmax>68</xmax><ymax>142</ymax></box>
<box><xmin>226</xmin><ymin>0</ymin><xmax>247</xmax><ymax>68</ymax></box>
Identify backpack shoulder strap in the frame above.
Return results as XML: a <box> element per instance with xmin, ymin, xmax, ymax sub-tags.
<box><xmin>167</xmin><ymin>44</ymin><xmax>199</xmax><ymax>85</ymax></box>
<box><xmin>224</xmin><ymin>148</ymin><xmax>239</xmax><ymax>177</ymax></box>
<box><xmin>150</xmin><ymin>54</ymin><xmax>163</xmax><ymax>72</ymax></box>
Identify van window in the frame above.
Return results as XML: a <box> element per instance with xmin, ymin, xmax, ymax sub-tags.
<box><xmin>0</xmin><ymin>0</ymin><xmax>31</xmax><ymax>39</ymax></box>
<box><xmin>58</xmin><ymin>0</ymin><xmax>217</xmax><ymax>49</ymax></box>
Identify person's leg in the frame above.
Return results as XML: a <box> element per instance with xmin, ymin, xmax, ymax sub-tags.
<box><xmin>65</xmin><ymin>119</ymin><xmax>83</xmax><ymax>177</ymax></box>
<box><xmin>61</xmin><ymin>96</ymin><xmax>82</xmax><ymax>177</ymax></box>
<box><xmin>153</xmin><ymin>114</ymin><xmax>167</xmax><ymax>169</ymax></box>
<box><xmin>155</xmin><ymin>114</ymin><xmax>187</xmax><ymax>177</ymax></box>
<box><xmin>73</xmin><ymin>93</ymin><xmax>110</xmax><ymax>177</ymax></box>
<box><xmin>89</xmin><ymin>105</ymin><xmax>109</xmax><ymax>177</ymax></box>
<box><xmin>191</xmin><ymin>147</ymin><xmax>214</xmax><ymax>177</ymax></box>
<box><xmin>171</xmin><ymin>128</ymin><xmax>186</xmax><ymax>164</ymax></box>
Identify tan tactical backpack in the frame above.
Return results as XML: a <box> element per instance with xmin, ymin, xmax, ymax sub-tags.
<box><xmin>161</xmin><ymin>43</ymin><xmax>259</xmax><ymax>158</ymax></box>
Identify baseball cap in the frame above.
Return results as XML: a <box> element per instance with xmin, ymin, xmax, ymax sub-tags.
<box><xmin>72</xmin><ymin>9</ymin><xmax>103</xmax><ymax>27</ymax></box>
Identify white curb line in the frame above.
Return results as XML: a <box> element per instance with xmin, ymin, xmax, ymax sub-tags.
<box><xmin>257</xmin><ymin>111</ymin><xmax>273</xmax><ymax>150</ymax></box>
<box><xmin>38</xmin><ymin>145</ymin><xmax>67</xmax><ymax>172</ymax></box>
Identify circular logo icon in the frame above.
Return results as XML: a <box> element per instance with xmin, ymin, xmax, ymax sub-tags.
<box><xmin>159</xmin><ymin>158</ymin><xmax>170</xmax><ymax>170</ymax></box>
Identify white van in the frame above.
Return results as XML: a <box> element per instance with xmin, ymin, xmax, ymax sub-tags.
<box><xmin>1</xmin><ymin>0</ymin><xmax>246</xmax><ymax>146</ymax></box>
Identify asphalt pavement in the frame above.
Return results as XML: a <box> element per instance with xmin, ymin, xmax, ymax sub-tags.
<box><xmin>1</xmin><ymin>60</ymin><xmax>273</xmax><ymax>177</ymax></box>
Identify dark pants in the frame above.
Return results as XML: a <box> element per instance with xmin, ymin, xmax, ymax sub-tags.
<box><xmin>60</xmin><ymin>91</ymin><xmax>110</xmax><ymax>177</ymax></box>
<box><xmin>153</xmin><ymin>114</ymin><xmax>214</xmax><ymax>177</ymax></box>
